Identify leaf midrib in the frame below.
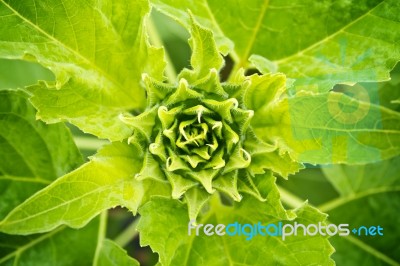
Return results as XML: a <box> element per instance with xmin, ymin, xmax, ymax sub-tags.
<box><xmin>0</xmin><ymin>175</ymin><xmax>51</xmax><ymax>185</ymax></box>
<box><xmin>0</xmin><ymin>179</ymin><xmax>130</xmax><ymax>229</ymax></box>
<box><xmin>238</xmin><ymin>0</ymin><xmax>270</xmax><ymax>67</ymax></box>
<box><xmin>203</xmin><ymin>0</ymin><xmax>239</xmax><ymax>61</ymax></box>
<box><xmin>318</xmin><ymin>186</ymin><xmax>400</xmax><ymax>212</ymax></box>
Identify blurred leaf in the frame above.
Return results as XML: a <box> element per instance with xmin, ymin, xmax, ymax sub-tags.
<box><xmin>319</xmin><ymin>156</ymin><xmax>400</xmax><ymax>265</ymax></box>
<box><xmin>0</xmin><ymin>218</ymin><xmax>99</xmax><ymax>265</ymax></box>
<box><xmin>151</xmin><ymin>10</ymin><xmax>191</xmax><ymax>73</ymax></box>
<box><xmin>322</xmin><ymin>157</ymin><xmax>400</xmax><ymax>197</ymax></box>
<box><xmin>98</xmin><ymin>239</ymin><xmax>139</xmax><ymax>266</ymax></box>
<box><xmin>0</xmin><ymin>90</ymin><xmax>82</xmax><ymax>220</ymax></box>
<box><xmin>0</xmin><ymin>59</ymin><xmax>54</xmax><ymax>89</ymax></box>
<box><xmin>277</xmin><ymin>167</ymin><xmax>339</xmax><ymax>206</ymax></box>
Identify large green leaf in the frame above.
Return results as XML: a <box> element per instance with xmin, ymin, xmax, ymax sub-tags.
<box><xmin>152</xmin><ymin>0</ymin><xmax>400</xmax><ymax>91</ymax></box>
<box><xmin>0</xmin><ymin>90</ymin><xmax>82</xmax><ymax>220</ymax></box>
<box><xmin>318</xmin><ymin>157</ymin><xmax>400</xmax><ymax>265</ymax></box>
<box><xmin>138</xmin><ymin>176</ymin><xmax>334</xmax><ymax>266</ymax></box>
<box><xmin>253</xmin><ymin>90</ymin><xmax>400</xmax><ymax>164</ymax></box>
<box><xmin>0</xmin><ymin>142</ymin><xmax>145</xmax><ymax>234</ymax></box>
<box><xmin>0</xmin><ymin>0</ymin><xmax>164</xmax><ymax>141</ymax></box>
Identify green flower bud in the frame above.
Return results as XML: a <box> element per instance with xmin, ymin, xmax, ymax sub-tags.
<box><xmin>120</xmin><ymin>15</ymin><xmax>303</xmax><ymax>220</ymax></box>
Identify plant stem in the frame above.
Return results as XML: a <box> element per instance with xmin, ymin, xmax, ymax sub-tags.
<box><xmin>73</xmin><ymin>136</ymin><xmax>108</xmax><ymax>151</ymax></box>
<box><xmin>318</xmin><ymin>186</ymin><xmax>400</xmax><ymax>213</ymax></box>
<box><xmin>147</xmin><ymin>16</ymin><xmax>177</xmax><ymax>83</ymax></box>
<box><xmin>93</xmin><ymin>211</ymin><xmax>108</xmax><ymax>266</ymax></box>
<box><xmin>227</xmin><ymin>62</ymin><xmax>243</xmax><ymax>82</ymax></box>
<box><xmin>343</xmin><ymin>235</ymin><xmax>400</xmax><ymax>266</ymax></box>
<box><xmin>114</xmin><ymin>218</ymin><xmax>140</xmax><ymax>248</ymax></box>
<box><xmin>277</xmin><ymin>186</ymin><xmax>305</xmax><ymax>208</ymax></box>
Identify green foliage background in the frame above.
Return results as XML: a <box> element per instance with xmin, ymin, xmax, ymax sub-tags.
<box><xmin>0</xmin><ymin>1</ymin><xmax>399</xmax><ymax>265</ymax></box>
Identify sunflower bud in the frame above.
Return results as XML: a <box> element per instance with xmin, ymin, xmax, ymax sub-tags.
<box><xmin>120</xmin><ymin>15</ymin><xmax>302</xmax><ymax>220</ymax></box>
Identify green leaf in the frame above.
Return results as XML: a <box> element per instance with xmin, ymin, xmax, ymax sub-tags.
<box><xmin>28</xmin><ymin>81</ymin><xmax>135</xmax><ymax>141</ymax></box>
<box><xmin>184</xmin><ymin>187</ymin><xmax>210</xmax><ymax>221</ymax></box>
<box><xmin>138</xmin><ymin>175</ymin><xmax>333</xmax><ymax>265</ymax></box>
<box><xmin>178</xmin><ymin>14</ymin><xmax>224</xmax><ymax>82</ymax></box>
<box><xmin>254</xmin><ymin>91</ymin><xmax>400</xmax><ymax>164</ymax></box>
<box><xmin>318</xmin><ymin>157</ymin><xmax>400</xmax><ymax>265</ymax></box>
<box><xmin>0</xmin><ymin>90</ymin><xmax>82</xmax><ymax>219</ymax></box>
<box><xmin>0</xmin><ymin>218</ymin><xmax>99</xmax><ymax>265</ymax></box>
<box><xmin>97</xmin><ymin>239</ymin><xmax>139</xmax><ymax>266</ymax></box>
<box><xmin>152</xmin><ymin>0</ymin><xmax>400</xmax><ymax>91</ymax></box>
<box><xmin>138</xmin><ymin>195</ymin><xmax>334</xmax><ymax>266</ymax></box>
<box><xmin>243</xmin><ymin>73</ymin><xmax>286</xmax><ymax>112</ymax></box>
<box><xmin>0</xmin><ymin>0</ymin><xmax>164</xmax><ymax>141</ymax></box>
<box><xmin>0</xmin><ymin>142</ymin><xmax>144</xmax><ymax>234</ymax></box>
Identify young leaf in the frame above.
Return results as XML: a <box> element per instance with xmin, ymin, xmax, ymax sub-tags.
<box><xmin>0</xmin><ymin>90</ymin><xmax>82</xmax><ymax>219</ymax></box>
<box><xmin>0</xmin><ymin>142</ymin><xmax>145</xmax><ymax>234</ymax></box>
<box><xmin>28</xmin><ymin>82</ymin><xmax>135</xmax><ymax>141</ymax></box>
<box><xmin>152</xmin><ymin>0</ymin><xmax>400</xmax><ymax>91</ymax></box>
<box><xmin>253</xmin><ymin>92</ymin><xmax>400</xmax><ymax>164</ymax></box>
<box><xmin>0</xmin><ymin>0</ymin><xmax>164</xmax><ymax>141</ymax></box>
<box><xmin>178</xmin><ymin>14</ymin><xmax>224</xmax><ymax>82</ymax></box>
<box><xmin>319</xmin><ymin>157</ymin><xmax>400</xmax><ymax>265</ymax></box>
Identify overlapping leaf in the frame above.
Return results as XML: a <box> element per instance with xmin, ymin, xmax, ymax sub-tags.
<box><xmin>0</xmin><ymin>90</ymin><xmax>103</xmax><ymax>264</ymax></box>
<box><xmin>252</xmin><ymin>89</ymin><xmax>400</xmax><ymax>164</ymax></box>
<box><xmin>0</xmin><ymin>142</ymin><xmax>146</xmax><ymax>234</ymax></box>
<box><xmin>0</xmin><ymin>90</ymin><xmax>82</xmax><ymax>220</ymax></box>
